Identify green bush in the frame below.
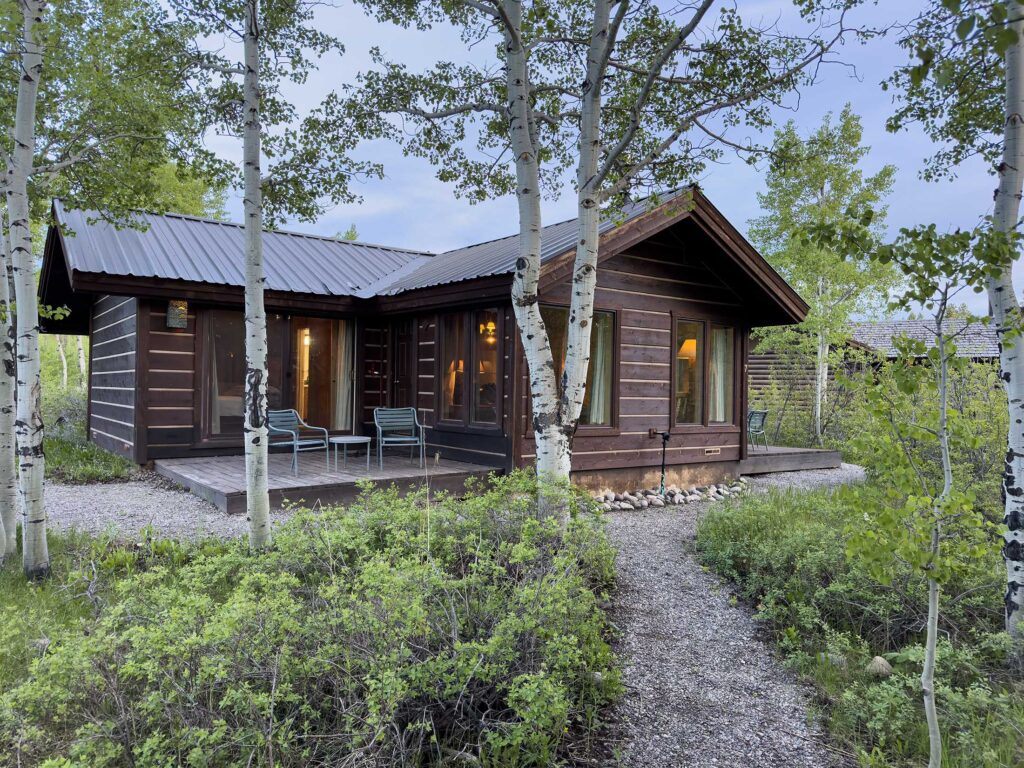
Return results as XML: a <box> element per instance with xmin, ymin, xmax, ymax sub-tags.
<box><xmin>1</xmin><ymin>473</ymin><xmax>619</xmax><ymax>767</ymax></box>
<box><xmin>695</xmin><ymin>486</ymin><xmax>1021</xmax><ymax>768</ymax></box>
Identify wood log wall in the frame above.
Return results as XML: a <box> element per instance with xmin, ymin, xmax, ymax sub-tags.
<box><xmin>519</xmin><ymin>244</ymin><xmax>749</xmax><ymax>473</ymax></box>
<box><xmin>87</xmin><ymin>295</ymin><xmax>137</xmax><ymax>458</ymax></box>
<box><xmin>140</xmin><ymin>299</ymin><xmax>197</xmax><ymax>460</ymax></box>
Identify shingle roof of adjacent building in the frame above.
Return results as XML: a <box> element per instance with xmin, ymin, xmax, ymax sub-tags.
<box><xmin>53</xmin><ymin>200</ymin><xmax>434</xmax><ymax>298</ymax></box>
<box><xmin>850</xmin><ymin>319</ymin><xmax>1000</xmax><ymax>359</ymax></box>
<box><xmin>53</xmin><ymin>191</ymin><xmax>685</xmax><ymax>298</ymax></box>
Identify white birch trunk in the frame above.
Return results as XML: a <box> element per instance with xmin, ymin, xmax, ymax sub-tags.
<box><xmin>0</xmin><ymin>210</ymin><xmax>17</xmax><ymax>560</ymax></box>
<box><xmin>813</xmin><ymin>330</ymin><xmax>828</xmax><ymax>444</ymax></box>
<box><xmin>921</xmin><ymin>311</ymin><xmax>952</xmax><ymax>768</ymax></box>
<box><xmin>55</xmin><ymin>335</ymin><xmax>67</xmax><ymax>390</ymax></box>
<box><xmin>922</xmin><ymin>569</ymin><xmax>941</xmax><ymax>768</ymax></box>
<box><xmin>7</xmin><ymin>0</ymin><xmax>48</xmax><ymax>578</ymax></box>
<box><xmin>992</xmin><ymin>0</ymin><xmax>1024</xmax><ymax>638</ymax></box>
<box><xmin>561</xmin><ymin>0</ymin><xmax>610</xmax><ymax>444</ymax></box>
<box><xmin>502</xmin><ymin>1</ymin><xmax>568</xmax><ymax>500</ymax></box>
<box><xmin>74</xmin><ymin>335</ymin><xmax>86</xmax><ymax>390</ymax></box>
<box><xmin>242</xmin><ymin>0</ymin><xmax>271</xmax><ymax>548</ymax></box>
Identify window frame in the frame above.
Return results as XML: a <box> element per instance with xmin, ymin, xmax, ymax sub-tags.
<box><xmin>536</xmin><ymin>303</ymin><xmax>619</xmax><ymax>435</ymax></box>
<box><xmin>435</xmin><ymin>308</ymin><xmax>505</xmax><ymax>433</ymax></box>
<box><xmin>669</xmin><ymin>313</ymin><xmax>740</xmax><ymax>433</ymax></box>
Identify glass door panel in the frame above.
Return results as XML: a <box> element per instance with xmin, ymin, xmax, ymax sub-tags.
<box><xmin>206</xmin><ymin>310</ymin><xmax>285</xmax><ymax>438</ymax></box>
<box><xmin>290</xmin><ymin>317</ymin><xmax>353</xmax><ymax>430</ymax></box>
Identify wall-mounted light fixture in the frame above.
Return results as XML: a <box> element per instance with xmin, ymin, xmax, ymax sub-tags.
<box><xmin>166</xmin><ymin>299</ymin><xmax>188</xmax><ymax>329</ymax></box>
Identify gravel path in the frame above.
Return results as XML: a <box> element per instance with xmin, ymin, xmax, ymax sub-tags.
<box><xmin>45</xmin><ymin>473</ymin><xmax>292</xmax><ymax>540</ymax></box>
<box><xmin>605</xmin><ymin>464</ymin><xmax>863</xmax><ymax>768</ymax></box>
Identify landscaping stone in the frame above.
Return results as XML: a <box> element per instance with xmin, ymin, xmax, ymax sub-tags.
<box><xmin>867</xmin><ymin>656</ymin><xmax>893</xmax><ymax>678</ymax></box>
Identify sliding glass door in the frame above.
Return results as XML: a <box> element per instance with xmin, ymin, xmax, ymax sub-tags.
<box><xmin>290</xmin><ymin>317</ymin><xmax>353</xmax><ymax>430</ymax></box>
<box><xmin>203</xmin><ymin>310</ymin><xmax>353</xmax><ymax>440</ymax></box>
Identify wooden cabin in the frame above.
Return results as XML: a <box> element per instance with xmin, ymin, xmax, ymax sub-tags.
<box><xmin>38</xmin><ymin>187</ymin><xmax>808</xmax><ymax>490</ymax></box>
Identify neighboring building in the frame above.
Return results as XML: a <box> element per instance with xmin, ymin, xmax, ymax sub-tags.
<box><xmin>850</xmin><ymin>319</ymin><xmax>1000</xmax><ymax>361</ymax></box>
<box><xmin>38</xmin><ymin>187</ymin><xmax>808</xmax><ymax>488</ymax></box>
<box><xmin>748</xmin><ymin>318</ymin><xmax>1000</xmax><ymax>424</ymax></box>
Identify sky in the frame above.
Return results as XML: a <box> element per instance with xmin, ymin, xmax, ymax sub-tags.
<box><xmin>210</xmin><ymin>1</ymin><xmax>1005</xmax><ymax>314</ymax></box>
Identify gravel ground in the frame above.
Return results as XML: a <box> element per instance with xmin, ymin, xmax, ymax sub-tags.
<box><xmin>45</xmin><ymin>473</ymin><xmax>292</xmax><ymax>540</ymax></box>
<box><xmin>605</xmin><ymin>464</ymin><xmax>864</xmax><ymax>768</ymax></box>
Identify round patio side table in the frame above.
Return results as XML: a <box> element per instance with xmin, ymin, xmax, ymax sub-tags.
<box><xmin>329</xmin><ymin>436</ymin><xmax>372</xmax><ymax>472</ymax></box>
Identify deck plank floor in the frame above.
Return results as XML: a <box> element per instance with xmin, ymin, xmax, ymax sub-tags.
<box><xmin>155</xmin><ymin>449</ymin><xmax>501</xmax><ymax>514</ymax></box>
<box><xmin>737</xmin><ymin>445</ymin><xmax>842</xmax><ymax>475</ymax></box>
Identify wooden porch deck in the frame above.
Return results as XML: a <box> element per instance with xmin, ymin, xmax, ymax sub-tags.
<box><xmin>737</xmin><ymin>444</ymin><xmax>842</xmax><ymax>475</ymax></box>
<box><xmin>154</xmin><ymin>450</ymin><xmax>502</xmax><ymax>514</ymax></box>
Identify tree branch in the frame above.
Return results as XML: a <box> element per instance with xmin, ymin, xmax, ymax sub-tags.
<box><xmin>600</xmin><ymin>21</ymin><xmax>846</xmax><ymax>201</ymax></box>
<box><xmin>596</xmin><ymin>0</ymin><xmax>715</xmax><ymax>186</ymax></box>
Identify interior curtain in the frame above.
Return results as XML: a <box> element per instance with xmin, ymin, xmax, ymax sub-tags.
<box><xmin>332</xmin><ymin>320</ymin><xmax>353</xmax><ymax>430</ymax></box>
<box><xmin>586</xmin><ymin>317</ymin><xmax>610</xmax><ymax>424</ymax></box>
<box><xmin>209</xmin><ymin>327</ymin><xmax>220</xmax><ymax>433</ymax></box>
<box><xmin>710</xmin><ymin>328</ymin><xmax>728</xmax><ymax>422</ymax></box>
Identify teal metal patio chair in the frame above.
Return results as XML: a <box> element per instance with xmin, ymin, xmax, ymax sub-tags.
<box><xmin>268</xmin><ymin>409</ymin><xmax>329</xmax><ymax>476</ymax></box>
<box><xmin>747</xmin><ymin>409</ymin><xmax>769</xmax><ymax>452</ymax></box>
<box><xmin>373</xmin><ymin>407</ymin><xmax>424</xmax><ymax>470</ymax></box>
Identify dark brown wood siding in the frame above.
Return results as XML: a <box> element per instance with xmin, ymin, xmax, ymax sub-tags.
<box><xmin>519</xmin><ymin>244</ymin><xmax>749</xmax><ymax>472</ymax></box>
<box><xmin>139</xmin><ymin>299</ymin><xmax>197</xmax><ymax>461</ymax></box>
<box><xmin>88</xmin><ymin>295</ymin><xmax>138</xmax><ymax>458</ymax></box>
<box><xmin>748</xmin><ymin>350</ymin><xmax>817</xmax><ymax>413</ymax></box>
<box><xmin>357</xmin><ymin>319</ymin><xmax>389</xmax><ymax>436</ymax></box>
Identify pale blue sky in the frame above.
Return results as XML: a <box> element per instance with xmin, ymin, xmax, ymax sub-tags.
<box><xmin>212</xmin><ymin>1</ymin><xmax>1005</xmax><ymax>313</ymax></box>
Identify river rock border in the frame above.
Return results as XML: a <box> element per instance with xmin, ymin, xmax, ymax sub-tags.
<box><xmin>593</xmin><ymin>476</ymin><xmax>749</xmax><ymax>511</ymax></box>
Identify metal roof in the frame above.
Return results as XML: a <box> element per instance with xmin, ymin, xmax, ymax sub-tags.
<box><xmin>377</xmin><ymin>192</ymin><xmax>683</xmax><ymax>295</ymax></box>
<box><xmin>54</xmin><ymin>200</ymin><xmax>433</xmax><ymax>297</ymax></box>
<box><xmin>850</xmin><ymin>319</ymin><xmax>999</xmax><ymax>359</ymax></box>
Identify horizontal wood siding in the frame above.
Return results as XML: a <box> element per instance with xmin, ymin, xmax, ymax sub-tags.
<box><xmin>748</xmin><ymin>350</ymin><xmax>817</xmax><ymax>413</ymax></box>
<box><xmin>88</xmin><ymin>296</ymin><xmax>137</xmax><ymax>458</ymax></box>
<box><xmin>141</xmin><ymin>300</ymin><xmax>197</xmax><ymax>460</ymax></box>
<box><xmin>520</xmin><ymin>244</ymin><xmax>748</xmax><ymax>473</ymax></box>
<box><xmin>358</xmin><ymin>320</ymin><xmax>389</xmax><ymax>436</ymax></box>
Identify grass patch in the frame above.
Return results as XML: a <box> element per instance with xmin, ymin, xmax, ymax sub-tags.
<box><xmin>695</xmin><ymin>485</ymin><xmax>1023</xmax><ymax>768</ymax></box>
<box><xmin>41</xmin><ymin>388</ymin><xmax>137</xmax><ymax>484</ymax></box>
<box><xmin>44</xmin><ymin>433</ymin><xmax>137</xmax><ymax>484</ymax></box>
<box><xmin>1</xmin><ymin>473</ymin><xmax>619</xmax><ymax>767</ymax></box>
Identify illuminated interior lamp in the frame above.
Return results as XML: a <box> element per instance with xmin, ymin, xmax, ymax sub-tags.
<box><xmin>677</xmin><ymin>337</ymin><xmax>697</xmax><ymax>361</ymax></box>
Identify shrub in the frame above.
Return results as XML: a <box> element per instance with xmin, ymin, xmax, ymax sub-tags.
<box><xmin>0</xmin><ymin>473</ymin><xmax>619</xmax><ymax>767</ymax></box>
<box><xmin>696</xmin><ymin>486</ymin><xmax>1020</xmax><ymax>768</ymax></box>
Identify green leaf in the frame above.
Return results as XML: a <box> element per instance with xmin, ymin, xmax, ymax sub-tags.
<box><xmin>955</xmin><ymin>15</ymin><xmax>975</xmax><ymax>41</ymax></box>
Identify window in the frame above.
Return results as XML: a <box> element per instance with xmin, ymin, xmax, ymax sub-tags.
<box><xmin>540</xmin><ymin>306</ymin><xmax>614</xmax><ymax>427</ymax></box>
<box><xmin>291</xmin><ymin>318</ymin><xmax>354</xmax><ymax>430</ymax></box>
<box><xmin>206</xmin><ymin>311</ymin><xmax>286</xmax><ymax>436</ymax></box>
<box><xmin>441</xmin><ymin>314</ymin><xmax>467</xmax><ymax>421</ymax></box>
<box><xmin>440</xmin><ymin>309</ymin><xmax>501</xmax><ymax>426</ymax></box>
<box><xmin>204</xmin><ymin>311</ymin><xmax>353</xmax><ymax>439</ymax></box>
<box><xmin>708</xmin><ymin>325</ymin><xmax>734</xmax><ymax>423</ymax></box>
<box><xmin>673</xmin><ymin>319</ymin><xmax>736</xmax><ymax>426</ymax></box>
<box><xmin>473</xmin><ymin>309</ymin><xmax>499</xmax><ymax>423</ymax></box>
<box><xmin>674</xmin><ymin>319</ymin><xmax>703</xmax><ymax>425</ymax></box>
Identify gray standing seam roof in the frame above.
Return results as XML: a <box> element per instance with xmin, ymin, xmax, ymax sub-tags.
<box><xmin>850</xmin><ymin>319</ymin><xmax>1000</xmax><ymax>359</ymax></box>
<box><xmin>54</xmin><ymin>191</ymin><xmax>685</xmax><ymax>299</ymax></box>
<box><xmin>376</xmin><ymin>195</ymin><xmax>670</xmax><ymax>295</ymax></box>
<box><xmin>54</xmin><ymin>200</ymin><xmax>433</xmax><ymax>298</ymax></box>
